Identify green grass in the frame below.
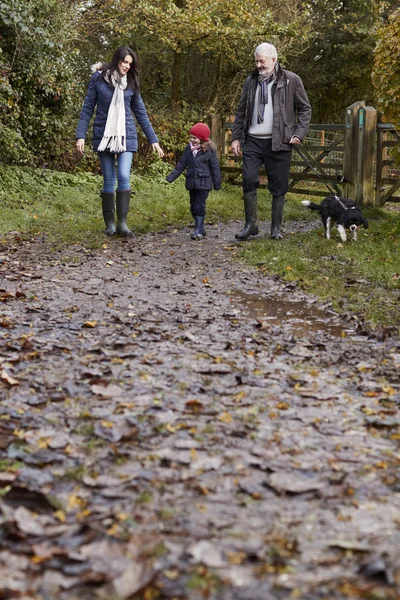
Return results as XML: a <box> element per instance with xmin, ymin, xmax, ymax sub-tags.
<box><xmin>238</xmin><ymin>204</ymin><xmax>400</xmax><ymax>330</ymax></box>
<box><xmin>0</xmin><ymin>165</ymin><xmax>104</xmax><ymax>247</ymax></box>
<box><xmin>0</xmin><ymin>164</ymin><xmax>399</xmax><ymax>331</ymax></box>
<box><xmin>0</xmin><ymin>162</ymin><xmax>245</xmax><ymax>247</ymax></box>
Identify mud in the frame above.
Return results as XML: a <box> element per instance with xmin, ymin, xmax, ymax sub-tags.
<box><xmin>0</xmin><ymin>220</ymin><xmax>399</xmax><ymax>600</ymax></box>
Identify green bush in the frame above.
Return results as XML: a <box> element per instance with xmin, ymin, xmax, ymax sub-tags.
<box><xmin>135</xmin><ymin>104</ymin><xmax>211</xmax><ymax>172</ymax></box>
<box><xmin>0</xmin><ymin>165</ymin><xmax>100</xmax><ymax>209</ymax></box>
<box><xmin>0</xmin><ymin>0</ymin><xmax>81</xmax><ymax>167</ymax></box>
<box><xmin>0</xmin><ymin>124</ymin><xmax>34</xmax><ymax>165</ymax></box>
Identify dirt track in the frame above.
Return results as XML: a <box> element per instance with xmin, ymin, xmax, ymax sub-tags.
<box><xmin>1</xmin><ymin>221</ymin><xmax>400</xmax><ymax>599</ymax></box>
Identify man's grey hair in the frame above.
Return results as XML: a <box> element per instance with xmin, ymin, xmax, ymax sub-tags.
<box><xmin>255</xmin><ymin>43</ymin><xmax>277</xmax><ymax>59</ymax></box>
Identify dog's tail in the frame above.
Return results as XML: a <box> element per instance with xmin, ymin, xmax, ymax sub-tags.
<box><xmin>301</xmin><ymin>200</ymin><xmax>321</xmax><ymax>211</ymax></box>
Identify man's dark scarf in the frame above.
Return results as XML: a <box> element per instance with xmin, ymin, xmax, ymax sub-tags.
<box><xmin>257</xmin><ymin>67</ymin><xmax>277</xmax><ymax>124</ymax></box>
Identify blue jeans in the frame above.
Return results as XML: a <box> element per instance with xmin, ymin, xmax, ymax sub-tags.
<box><xmin>98</xmin><ymin>151</ymin><xmax>133</xmax><ymax>193</ymax></box>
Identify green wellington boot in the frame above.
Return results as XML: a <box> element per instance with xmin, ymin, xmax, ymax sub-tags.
<box><xmin>100</xmin><ymin>192</ymin><xmax>116</xmax><ymax>236</ymax></box>
<box><xmin>271</xmin><ymin>194</ymin><xmax>285</xmax><ymax>239</ymax></box>
<box><xmin>116</xmin><ymin>189</ymin><xmax>134</xmax><ymax>237</ymax></box>
<box><xmin>235</xmin><ymin>191</ymin><xmax>259</xmax><ymax>241</ymax></box>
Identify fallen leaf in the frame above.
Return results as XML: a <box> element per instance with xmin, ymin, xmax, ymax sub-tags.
<box><xmin>1</xmin><ymin>369</ymin><xmax>19</xmax><ymax>386</ymax></box>
<box><xmin>266</xmin><ymin>471</ymin><xmax>326</xmax><ymax>494</ymax></box>
<box><xmin>83</xmin><ymin>320</ymin><xmax>97</xmax><ymax>328</ymax></box>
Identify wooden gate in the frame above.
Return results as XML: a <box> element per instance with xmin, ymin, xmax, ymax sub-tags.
<box><xmin>376</xmin><ymin>122</ymin><xmax>400</xmax><ymax>205</ymax></box>
<box><xmin>289</xmin><ymin>125</ymin><xmax>345</xmax><ymax>198</ymax></box>
<box><xmin>213</xmin><ymin>102</ymin><xmax>400</xmax><ymax>206</ymax></box>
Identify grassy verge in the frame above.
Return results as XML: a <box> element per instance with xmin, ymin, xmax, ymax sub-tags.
<box><xmin>0</xmin><ymin>162</ymin><xmax>247</xmax><ymax>248</ymax></box>
<box><xmin>0</xmin><ymin>164</ymin><xmax>399</xmax><ymax>331</ymax></box>
<box><xmin>238</xmin><ymin>204</ymin><xmax>400</xmax><ymax>331</ymax></box>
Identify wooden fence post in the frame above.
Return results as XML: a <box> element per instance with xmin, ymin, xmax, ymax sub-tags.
<box><xmin>210</xmin><ymin>114</ymin><xmax>223</xmax><ymax>158</ymax></box>
<box><xmin>356</xmin><ymin>105</ymin><xmax>377</xmax><ymax>205</ymax></box>
<box><xmin>343</xmin><ymin>101</ymin><xmax>377</xmax><ymax>205</ymax></box>
<box><xmin>343</xmin><ymin>101</ymin><xmax>365</xmax><ymax>201</ymax></box>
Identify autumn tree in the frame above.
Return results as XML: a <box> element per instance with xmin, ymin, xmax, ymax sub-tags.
<box><xmin>373</xmin><ymin>6</ymin><xmax>400</xmax><ymax>133</ymax></box>
<box><xmin>77</xmin><ymin>0</ymin><xmax>309</xmax><ymax>112</ymax></box>
<box><xmin>0</xmin><ymin>0</ymin><xmax>83</xmax><ymax>165</ymax></box>
<box><xmin>289</xmin><ymin>0</ymin><xmax>377</xmax><ymax>122</ymax></box>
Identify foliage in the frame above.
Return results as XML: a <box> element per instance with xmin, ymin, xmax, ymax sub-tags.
<box><xmin>0</xmin><ymin>0</ymin><xmax>398</xmax><ymax>172</ymax></box>
<box><xmin>120</xmin><ymin>0</ymin><xmax>276</xmax><ymax>56</ymax></box>
<box><xmin>292</xmin><ymin>0</ymin><xmax>376</xmax><ymax>122</ymax></box>
<box><xmin>0</xmin><ymin>46</ymin><xmax>19</xmax><ymax>138</ymax></box>
<box><xmin>0</xmin><ymin>164</ymin><xmax>100</xmax><ymax>211</ymax></box>
<box><xmin>0</xmin><ymin>0</ymin><xmax>81</xmax><ymax>166</ymax></box>
<box><xmin>77</xmin><ymin>0</ymin><xmax>310</xmax><ymax>112</ymax></box>
<box><xmin>373</xmin><ymin>6</ymin><xmax>400</xmax><ymax>160</ymax></box>
<box><xmin>138</xmin><ymin>104</ymin><xmax>208</xmax><ymax>167</ymax></box>
<box><xmin>0</xmin><ymin>124</ymin><xmax>34</xmax><ymax>165</ymax></box>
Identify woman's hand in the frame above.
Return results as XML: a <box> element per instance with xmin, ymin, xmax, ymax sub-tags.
<box><xmin>152</xmin><ymin>142</ymin><xmax>164</xmax><ymax>158</ymax></box>
<box><xmin>76</xmin><ymin>139</ymin><xmax>85</xmax><ymax>155</ymax></box>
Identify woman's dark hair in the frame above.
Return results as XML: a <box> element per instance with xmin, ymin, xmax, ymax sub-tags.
<box><xmin>103</xmin><ymin>46</ymin><xmax>139</xmax><ymax>91</ymax></box>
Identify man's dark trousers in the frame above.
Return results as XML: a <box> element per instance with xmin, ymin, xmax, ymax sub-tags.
<box><xmin>242</xmin><ymin>137</ymin><xmax>292</xmax><ymax>195</ymax></box>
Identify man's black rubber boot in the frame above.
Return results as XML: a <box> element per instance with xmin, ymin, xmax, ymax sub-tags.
<box><xmin>101</xmin><ymin>192</ymin><xmax>116</xmax><ymax>236</ymax></box>
<box><xmin>271</xmin><ymin>194</ymin><xmax>285</xmax><ymax>239</ymax></box>
<box><xmin>235</xmin><ymin>191</ymin><xmax>259</xmax><ymax>241</ymax></box>
<box><xmin>116</xmin><ymin>189</ymin><xmax>134</xmax><ymax>237</ymax></box>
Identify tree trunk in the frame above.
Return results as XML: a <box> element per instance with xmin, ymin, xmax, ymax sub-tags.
<box><xmin>171</xmin><ymin>48</ymin><xmax>182</xmax><ymax>113</ymax></box>
<box><xmin>210</xmin><ymin>55</ymin><xmax>223</xmax><ymax>111</ymax></box>
<box><xmin>170</xmin><ymin>0</ymin><xmax>186</xmax><ymax>112</ymax></box>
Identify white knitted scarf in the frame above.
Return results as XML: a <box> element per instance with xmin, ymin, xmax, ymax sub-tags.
<box><xmin>97</xmin><ymin>69</ymin><xmax>127</xmax><ymax>153</ymax></box>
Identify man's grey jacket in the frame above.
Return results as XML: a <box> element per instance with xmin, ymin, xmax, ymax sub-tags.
<box><xmin>231</xmin><ymin>64</ymin><xmax>311</xmax><ymax>152</ymax></box>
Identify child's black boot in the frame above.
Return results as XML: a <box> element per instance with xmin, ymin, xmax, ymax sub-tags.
<box><xmin>191</xmin><ymin>216</ymin><xmax>205</xmax><ymax>240</ymax></box>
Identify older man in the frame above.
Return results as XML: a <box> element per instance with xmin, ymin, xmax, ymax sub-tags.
<box><xmin>231</xmin><ymin>43</ymin><xmax>311</xmax><ymax>240</ymax></box>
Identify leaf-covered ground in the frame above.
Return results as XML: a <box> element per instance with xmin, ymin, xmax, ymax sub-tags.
<box><xmin>1</xmin><ymin>221</ymin><xmax>399</xmax><ymax>600</ymax></box>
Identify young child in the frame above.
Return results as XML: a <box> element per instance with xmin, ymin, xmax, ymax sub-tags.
<box><xmin>166</xmin><ymin>123</ymin><xmax>222</xmax><ymax>239</ymax></box>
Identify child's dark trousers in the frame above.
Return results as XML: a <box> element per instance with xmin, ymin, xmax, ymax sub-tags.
<box><xmin>190</xmin><ymin>190</ymin><xmax>209</xmax><ymax>218</ymax></box>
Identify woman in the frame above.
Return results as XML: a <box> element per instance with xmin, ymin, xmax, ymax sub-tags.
<box><xmin>76</xmin><ymin>46</ymin><xmax>164</xmax><ymax>237</ymax></box>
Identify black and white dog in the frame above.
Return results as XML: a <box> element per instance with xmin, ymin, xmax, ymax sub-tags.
<box><xmin>302</xmin><ymin>195</ymin><xmax>369</xmax><ymax>241</ymax></box>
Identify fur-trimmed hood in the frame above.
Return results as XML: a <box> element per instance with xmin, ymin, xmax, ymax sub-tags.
<box><xmin>91</xmin><ymin>62</ymin><xmax>106</xmax><ymax>73</ymax></box>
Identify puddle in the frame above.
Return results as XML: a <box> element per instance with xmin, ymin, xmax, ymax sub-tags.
<box><xmin>228</xmin><ymin>290</ymin><xmax>355</xmax><ymax>338</ymax></box>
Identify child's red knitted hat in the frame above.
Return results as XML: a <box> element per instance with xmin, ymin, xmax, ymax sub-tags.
<box><xmin>189</xmin><ymin>123</ymin><xmax>210</xmax><ymax>141</ymax></box>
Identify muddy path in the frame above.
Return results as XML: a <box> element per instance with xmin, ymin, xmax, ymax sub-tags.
<box><xmin>1</xmin><ymin>221</ymin><xmax>400</xmax><ymax>600</ymax></box>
